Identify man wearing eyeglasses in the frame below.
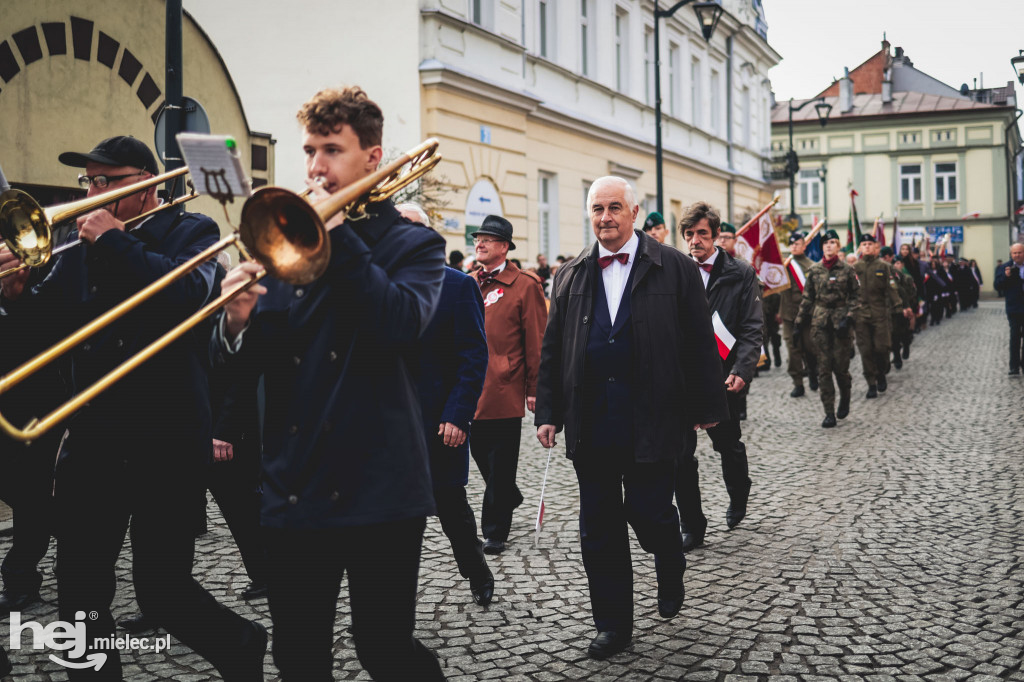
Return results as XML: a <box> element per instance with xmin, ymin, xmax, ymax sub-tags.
<box><xmin>469</xmin><ymin>215</ymin><xmax>547</xmax><ymax>555</ymax></box>
<box><xmin>0</xmin><ymin>135</ymin><xmax>267</xmax><ymax>679</ymax></box>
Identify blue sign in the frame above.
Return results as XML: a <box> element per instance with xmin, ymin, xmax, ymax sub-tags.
<box><xmin>480</xmin><ymin>125</ymin><xmax>492</xmax><ymax>144</ymax></box>
<box><xmin>925</xmin><ymin>225</ymin><xmax>964</xmax><ymax>244</ymax></box>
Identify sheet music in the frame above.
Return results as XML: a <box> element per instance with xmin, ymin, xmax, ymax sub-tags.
<box><xmin>176</xmin><ymin>133</ymin><xmax>251</xmax><ymax>201</ymax></box>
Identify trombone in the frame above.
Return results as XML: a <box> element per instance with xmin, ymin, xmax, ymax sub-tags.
<box><xmin>0</xmin><ymin>138</ymin><xmax>441</xmax><ymax>443</ymax></box>
<box><xmin>0</xmin><ymin>167</ymin><xmax>198</xmax><ymax>280</ymax></box>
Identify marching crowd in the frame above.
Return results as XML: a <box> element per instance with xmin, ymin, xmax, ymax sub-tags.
<box><xmin>0</xmin><ymin>82</ymin><xmax>1021</xmax><ymax>681</ymax></box>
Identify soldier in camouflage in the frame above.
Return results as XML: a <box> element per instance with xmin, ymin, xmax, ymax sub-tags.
<box><xmin>795</xmin><ymin>230</ymin><xmax>860</xmax><ymax>428</ymax></box>
<box><xmin>780</xmin><ymin>231</ymin><xmax>818</xmax><ymax>397</ymax></box>
<box><xmin>852</xmin><ymin>235</ymin><xmax>906</xmax><ymax>398</ymax></box>
<box><xmin>881</xmin><ymin>246</ymin><xmax>917</xmax><ymax>369</ymax></box>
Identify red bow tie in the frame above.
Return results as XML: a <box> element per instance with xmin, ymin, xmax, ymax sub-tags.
<box><xmin>698</xmin><ymin>262</ymin><xmax>713</xmax><ymax>273</ymax></box>
<box><xmin>598</xmin><ymin>253</ymin><xmax>629</xmax><ymax>269</ymax></box>
<box><xmin>478</xmin><ymin>269</ymin><xmax>499</xmax><ymax>284</ymax></box>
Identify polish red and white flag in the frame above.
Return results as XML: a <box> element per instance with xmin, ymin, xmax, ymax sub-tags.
<box><xmin>711</xmin><ymin>311</ymin><xmax>736</xmax><ymax>361</ymax></box>
<box><xmin>786</xmin><ymin>258</ymin><xmax>807</xmax><ymax>293</ymax></box>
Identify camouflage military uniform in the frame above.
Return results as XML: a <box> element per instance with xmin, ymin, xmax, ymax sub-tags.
<box><xmin>796</xmin><ymin>259</ymin><xmax>860</xmax><ymax>415</ymax></box>
<box><xmin>891</xmin><ymin>266</ymin><xmax>917</xmax><ymax>362</ymax></box>
<box><xmin>780</xmin><ymin>254</ymin><xmax>818</xmax><ymax>390</ymax></box>
<box><xmin>852</xmin><ymin>255</ymin><xmax>902</xmax><ymax>386</ymax></box>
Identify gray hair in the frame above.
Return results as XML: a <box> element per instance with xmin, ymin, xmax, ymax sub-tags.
<box><xmin>586</xmin><ymin>176</ymin><xmax>638</xmax><ymax>215</ymax></box>
<box><xmin>396</xmin><ymin>202</ymin><xmax>430</xmax><ymax>226</ymax></box>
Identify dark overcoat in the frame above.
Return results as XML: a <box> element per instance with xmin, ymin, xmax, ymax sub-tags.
<box><xmin>534</xmin><ymin>229</ymin><xmax>729</xmax><ymax>461</ymax></box>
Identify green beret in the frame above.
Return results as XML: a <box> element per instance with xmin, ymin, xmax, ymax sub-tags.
<box><xmin>822</xmin><ymin>229</ymin><xmax>840</xmax><ymax>242</ymax></box>
<box><xmin>858</xmin><ymin>233</ymin><xmax>876</xmax><ymax>244</ymax></box>
<box><xmin>789</xmin><ymin>230</ymin><xmax>807</xmax><ymax>244</ymax></box>
<box><xmin>643</xmin><ymin>212</ymin><xmax>664</xmax><ymax>230</ymax></box>
<box><xmin>719</xmin><ymin>222</ymin><xmax>737</xmax><ymax>235</ymax></box>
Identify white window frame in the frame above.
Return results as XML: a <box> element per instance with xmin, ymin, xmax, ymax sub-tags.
<box><xmin>538</xmin><ymin>0</ymin><xmax>555</xmax><ymax>59</ymax></box>
<box><xmin>615</xmin><ymin>8</ymin><xmax>629</xmax><ymax>93</ymax></box>
<box><xmin>797</xmin><ymin>169</ymin><xmax>822</xmax><ymax>207</ymax></box>
<box><xmin>900</xmin><ymin>163</ymin><xmax>922</xmax><ymax>203</ymax></box>
<box><xmin>741</xmin><ymin>86</ymin><xmax>751</xmax><ymax>148</ymax></box>
<box><xmin>471</xmin><ymin>0</ymin><xmax>494</xmax><ymax>29</ymax></box>
<box><xmin>668</xmin><ymin>43</ymin><xmax>680</xmax><ymax>117</ymax></box>
<box><xmin>644</xmin><ymin>26</ymin><xmax>654</xmax><ymax>106</ymax></box>
<box><xmin>934</xmin><ymin>161</ymin><xmax>957</xmax><ymax>202</ymax></box>
<box><xmin>580</xmin><ymin>0</ymin><xmax>595</xmax><ymax>77</ymax></box>
<box><xmin>710</xmin><ymin>69</ymin><xmax>720</xmax><ymax>134</ymax></box>
<box><xmin>690</xmin><ymin>57</ymin><xmax>702</xmax><ymax>127</ymax></box>
<box><xmin>582</xmin><ymin>181</ymin><xmax>593</xmax><ymax>246</ymax></box>
<box><xmin>538</xmin><ymin>173</ymin><xmax>559</xmax><ymax>260</ymax></box>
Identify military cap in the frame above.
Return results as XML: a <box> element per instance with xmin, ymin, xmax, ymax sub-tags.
<box><xmin>822</xmin><ymin>229</ymin><xmax>840</xmax><ymax>242</ymax></box>
<box><xmin>643</xmin><ymin>211</ymin><xmax>665</xmax><ymax>230</ymax></box>
<box><xmin>879</xmin><ymin>246</ymin><xmax>894</xmax><ymax>257</ymax></box>
<box><xmin>789</xmin><ymin>230</ymin><xmax>807</xmax><ymax>245</ymax></box>
<box><xmin>858</xmin><ymin>233</ymin><xmax>876</xmax><ymax>244</ymax></box>
<box><xmin>719</xmin><ymin>222</ymin><xmax>737</xmax><ymax>235</ymax></box>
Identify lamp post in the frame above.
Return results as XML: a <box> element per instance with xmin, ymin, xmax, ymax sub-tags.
<box><xmin>1011</xmin><ymin>50</ymin><xmax>1024</xmax><ymax>85</ymax></box>
<box><xmin>654</xmin><ymin>0</ymin><xmax>724</xmax><ymax>215</ymax></box>
<box><xmin>817</xmin><ymin>163</ymin><xmax>828</xmax><ymax>224</ymax></box>
<box><xmin>787</xmin><ymin>97</ymin><xmax>832</xmax><ymax>222</ymax></box>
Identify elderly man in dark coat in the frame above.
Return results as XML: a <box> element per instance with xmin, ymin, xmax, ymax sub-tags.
<box><xmin>536</xmin><ymin>176</ymin><xmax>729</xmax><ymax>661</ymax></box>
<box><xmin>399</xmin><ymin>203</ymin><xmax>493</xmax><ymax>606</ymax></box>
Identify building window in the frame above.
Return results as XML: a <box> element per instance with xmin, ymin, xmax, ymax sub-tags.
<box><xmin>900</xmin><ymin>164</ymin><xmax>922</xmax><ymax>203</ymax></box>
<box><xmin>615</xmin><ymin>9</ymin><xmax>628</xmax><ymax>93</ymax></box>
<box><xmin>668</xmin><ymin>43</ymin><xmax>680</xmax><ymax>117</ymax></box>
<box><xmin>580</xmin><ymin>0</ymin><xmax>594</xmax><ymax>77</ymax></box>
<box><xmin>935</xmin><ymin>162</ymin><xmax>957</xmax><ymax>202</ymax></box>
<box><xmin>644</xmin><ymin>26</ymin><xmax>654</xmax><ymax>105</ymax></box>
<box><xmin>741</xmin><ymin>86</ymin><xmax>751</xmax><ymax>148</ymax></box>
<box><xmin>538</xmin><ymin>0</ymin><xmax>555</xmax><ymax>59</ymax></box>
<box><xmin>710</xmin><ymin>69</ymin><xmax>720</xmax><ymax>134</ymax></box>
<box><xmin>582</xmin><ymin>181</ymin><xmax>593</xmax><ymax>246</ymax></box>
<box><xmin>798</xmin><ymin>169</ymin><xmax>822</xmax><ymax>207</ymax></box>
<box><xmin>539</xmin><ymin>173</ymin><xmax>559</xmax><ymax>259</ymax></box>
<box><xmin>471</xmin><ymin>0</ymin><xmax>493</xmax><ymax>29</ymax></box>
<box><xmin>690</xmin><ymin>57</ymin><xmax>701</xmax><ymax>127</ymax></box>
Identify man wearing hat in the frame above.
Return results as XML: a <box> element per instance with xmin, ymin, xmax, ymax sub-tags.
<box><xmin>715</xmin><ymin>222</ymin><xmax>738</xmax><ymax>257</ymax></box>
<box><xmin>795</xmin><ymin>230</ymin><xmax>860</xmax><ymax>427</ymax></box>
<box><xmin>779</xmin><ymin>230</ymin><xmax>818</xmax><ymax>397</ymax></box>
<box><xmin>469</xmin><ymin>215</ymin><xmax>547</xmax><ymax>554</ymax></box>
<box><xmin>642</xmin><ymin>211</ymin><xmax>668</xmax><ymax>244</ymax></box>
<box><xmin>0</xmin><ymin>136</ymin><xmax>267</xmax><ymax>678</ymax></box>
<box><xmin>853</xmin><ymin>234</ymin><xmax>904</xmax><ymax>398</ymax></box>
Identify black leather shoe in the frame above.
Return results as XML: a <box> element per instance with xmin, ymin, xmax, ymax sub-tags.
<box><xmin>482</xmin><ymin>539</ymin><xmax>506</xmax><ymax>555</ymax></box>
<box><xmin>893</xmin><ymin>354</ymin><xmax>902</xmax><ymax>370</ymax></box>
<box><xmin>118</xmin><ymin>613</ymin><xmax>156</xmax><ymax>634</ymax></box>
<box><xmin>223</xmin><ymin>621</ymin><xmax>268</xmax><ymax>682</ymax></box>
<box><xmin>470</xmin><ymin>574</ymin><xmax>494</xmax><ymax>606</ymax></box>
<box><xmin>738</xmin><ymin>411</ymin><xmax>747</xmax><ymax>421</ymax></box>
<box><xmin>790</xmin><ymin>385</ymin><xmax>805</xmax><ymax>398</ymax></box>
<box><xmin>902</xmin><ymin>346</ymin><xmax>910</xmax><ymax>359</ymax></box>
<box><xmin>681</xmin><ymin>531</ymin><xmax>705</xmax><ymax>552</ymax></box>
<box><xmin>809</xmin><ymin>374</ymin><xmax>819</xmax><ymax>391</ymax></box>
<box><xmin>726</xmin><ymin>505</ymin><xmax>746</xmax><ymax>530</ymax></box>
<box><xmin>0</xmin><ymin>589</ymin><xmax>40</xmax><ymax>613</ymax></box>
<box><xmin>866</xmin><ymin>385</ymin><xmax>878</xmax><ymax>399</ymax></box>
<box><xmin>587</xmin><ymin>631</ymin><xmax>632</xmax><ymax>660</ymax></box>
<box><xmin>822</xmin><ymin>413</ymin><xmax>837</xmax><ymax>428</ymax></box>
<box><xmin>658</xmin><ymin>593</ymin><xmax>684</xmax><ymax>618</ymax></box>
<box><xmin>877</xmin><ymin>375</ymin><xmax>887</xmax><ymax>392</ymax></box>
<box><xmin>837</xmin><ymin>394</ymin><xmax>850</xmax><ymax>420</ymax></box>
<box><xmin>1009</xmin><ymin>369</ymin><xmax>1021</xmax><ymax>376</ymax></box>
<box><xmin>241</xmin><ymin>582</ymin><xmax>269</xmax><ymax>600</ymax></box>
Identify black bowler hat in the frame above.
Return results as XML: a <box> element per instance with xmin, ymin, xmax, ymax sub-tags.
<box><xmin>789</xmin><ymin>230</ymin><xmax>807</xmax><ymax>245</ymax></box>
<box><xmin>858</xmin><ymin>233</ymin><xmax>876</xmax><ymax>244</ymax></box>
<box><xmin>59</xmin><ymin>136</ymin><xmax>159</xmax><ymax>175</ymax></box>
<box><xmin>470</xmin><ymin>215</ymin><xmax>516</xmax><ymax>250</ymax></box>
<box><xmin>822</xmin><ymin>229</ymin><xmax>840</xmax><ymax>242</ymax></box>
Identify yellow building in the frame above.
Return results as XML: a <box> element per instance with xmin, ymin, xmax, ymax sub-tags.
<box><xmin>771</xmin><ymin>41</ymin><xmax>1023</xmax><ymax>290</ymax></box>
<box><xmin>0</xmin><ymin>0</ymin><xmax>273</xmax><ymax>236</ymax></box>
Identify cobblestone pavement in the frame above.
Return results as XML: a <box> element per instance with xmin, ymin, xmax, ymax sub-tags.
<box><xmin>2</xmin><ymin>300</ymin><xmax>1023</xmax><ymax>680</ymax></box>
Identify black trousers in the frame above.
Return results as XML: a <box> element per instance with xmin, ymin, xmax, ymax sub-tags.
<box><xmin>674</xmin><ymin>389</ymin><xmax>751</xmax><ymax>534</ymax></box>
<box><xmin>469</xmin><ymin>417</ymin><xmax>524</xmax><ymax>542</ymax></box>
<box><xmin>574</xmin><ymin>452</ymin><xmax>684</xmax><ymax>634</ymax></box>
<box><xmin>208</xmin><ymin>447</ymin><xmax>266</xmax><ymax>584</ymax></box>
<box><xmin>53</xmin><ymin>443</ymin><xmax>260</xmax><ymax>680</ymax></box>
<box><xmin>264</xmin><ymin>518</ymin><xmax>445</xmax><ymax>682</ymax></box>
<box><xmin>0</xmin><ymin>434</ymin><xmax>58</xmax><ymax>595</ymax></box>
<box><xmin>433</xmin><ymin>484</ymin><xmax>489</xmax><ymax>582</ymax></box>
<box><xmin>1009</xmin><ymin>312</ymin><xmax>1024</xmax><ymax>372</ymax></box>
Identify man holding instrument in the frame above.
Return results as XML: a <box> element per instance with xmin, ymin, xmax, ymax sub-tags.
<box><xmin>0</xmin><ymin>135</ymin><xmax>267</xmax><ymax>680</ymax></box>
<box><xmin>214</xmin><ymin>87</ymin><xmax>447</xmax><ymax>680</ymax></box>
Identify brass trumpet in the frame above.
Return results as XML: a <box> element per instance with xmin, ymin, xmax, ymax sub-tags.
<box><xmin>0</xmin><ymin>138</ymin><xmax>441</xmax><ymax>443</ymax></box>
<box><xmin>0</xmin><ymin>167</ymin><xmax>197</xmax><ymax>280</ymax></box>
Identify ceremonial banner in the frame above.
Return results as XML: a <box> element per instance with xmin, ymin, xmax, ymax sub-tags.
<box><xmin>735</xmin><ymin>213</ymin><xmax>790</xmax><ymax>295</ymax></box>
<box><xmin>844</xmin><ymin>189</ymin><xmax>863</xmax><ymax>254</ymax></box>
<box><xmin>873</xmin><ymin>214</ymin><xmax>886</xmax><ymax>246</ymax></box>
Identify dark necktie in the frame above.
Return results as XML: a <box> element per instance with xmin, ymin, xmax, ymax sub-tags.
<box><xmin>598</xmin><ymin>253</ymin><xmax>629</xmax><ymax>269</ymax></box>
<box><xmin>478</xmin><ymin>269</ymin><xmax>498</xmax><ymax>285</ymax></box>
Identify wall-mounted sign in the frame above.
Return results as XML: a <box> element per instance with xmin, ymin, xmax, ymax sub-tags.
<box><xmin>480</xmin><ymin>125</ymin><xmax>492</xmax><ymax>145</ymax></box>
<box><xmin>465</xmin><ymin>178</ymin><xmax>502</xmax><ymax>246</ymax></box>
<box><xmin>926</xmin><ymin>225</ymin><xmax>964</xmax><ymax>244</ymax></box>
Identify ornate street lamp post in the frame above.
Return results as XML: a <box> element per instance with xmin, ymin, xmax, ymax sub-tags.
<box><xmin>787</xmin><ymin>97</ymin><xmax>832</xmax><ymax>221</ymax></box>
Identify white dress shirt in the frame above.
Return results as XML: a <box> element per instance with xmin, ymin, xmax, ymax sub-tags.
<box><xmin>694</xmin><ymin>248</ymin><xmax>719</xmax><ymax>289</ymax></box>
<box><xmin>598</xmin><ymin>232</ymin><xmax>639</xmax><ymax>324</ymax></box>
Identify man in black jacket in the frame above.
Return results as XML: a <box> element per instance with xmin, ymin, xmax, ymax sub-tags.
<box><xmin>215</xmin><ymin>87</ymin><xmax>446</xmax><ymax>680</ymax></box>
<box><xmin>535</xmin><ymin>177</ymin><xmax>728</xmax><ymax>660</ymax></box>
<box><xmin>674</xmin><ymin>202</ymin><xmax>763</xmax><ymax>551</ymax></box>
<box><xmin>0</xmin><ymin>136</ymin><xmax>265</xmax><ymax>680</ymax></box>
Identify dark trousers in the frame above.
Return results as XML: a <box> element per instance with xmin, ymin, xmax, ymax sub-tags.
<box><xmin>208</xmin><ymin>449</ymin><xmax>266</xmax><ymax>584</ymax></box>
<box><xmin>674</xmin><ymin>390</ymin><xmax>751</xmax><ymax>534</ymax></box>
<box><xmin>0</xmin><ymin>435</ymin><xmax>58</xmax><ymax>595</ymax></box>
<box><xmin>1009</xmin><ymin>313</ymin><xmax>1024</xmax><ymax>372</ymax></box>
<box><xmin>469</xmin><ymin>417</ymin><xmax>524</xmax><ymax>542</ymax></box>
<box><xmin>53</xmin><ymin>443</ymin><xmax>260</xmax><ymax>680</ymax></box>
<box><xmin>264</xmin><ymin>518</ymin><xmax>445</xmax><ymax>682</ymax></box>
<box><xmin>930</xmin><ymin>299</ymin><xmax>945</xmax><ymax>325</ymax></box>
<box><xmin>574</xmin><ymin>453</ymin><xmax>684</xmax><ymax>634</ymax></box>
<box><xmin>433</xmin><ymin>484</ymin><xmax>489</xmax><ymax>582</ymax></box>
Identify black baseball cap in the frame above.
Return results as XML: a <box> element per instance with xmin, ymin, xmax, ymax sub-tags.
<box><xmin>59</xmin><ymin>136</ymin><xmax>159</xmax><ymax>175</ymax></box>
<box><xmin>470</xmin><ymin>215</ymin><xmax>516</xmax><ymax>250</ymax></box>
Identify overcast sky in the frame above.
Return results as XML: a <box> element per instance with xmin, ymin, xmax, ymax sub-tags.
<box><xmin>765</xmin><ymin>0</ymin><xmax>1023</xmax><ymax>102</ymax></box>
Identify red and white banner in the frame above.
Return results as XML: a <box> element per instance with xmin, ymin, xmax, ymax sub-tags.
<box><xmin>711</xmin><ymin>311</ymin><xmax>736</xmax><ymax>361</ymax></box>
<box><xmin>735</xmin><ymin>213</ymin><xmax>790</xmax><ymax>295</ymax></box>
<box><xmin>786</xmin><ymin>259</ymin><xmax>807</xmax><ymax>293</ymax></box>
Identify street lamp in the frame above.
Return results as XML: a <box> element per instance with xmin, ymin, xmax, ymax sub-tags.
<box><xmin>817</xmin><ymin>163</ymin><xmax>828</xmax><ymax>223</ymax></box>
<box><xmin>654</xmin><ymin>0</ymin><xmax>724</xmax><ymax>215</ymax></box>
<box><xmin>1011</xmin><ymin>50</ymin><xmax>1024</xmax><ymax>85</ymax></box>
<box><xmin>787</xmin><ymin>97</ymin><xmax>832</xmax><ymax>221</ymax></box>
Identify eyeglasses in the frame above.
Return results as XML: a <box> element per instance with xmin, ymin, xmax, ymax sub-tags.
<box><xmin>78</xmin><ymin>171</ymin><xmax>145</xmax><ymax>190</ymax></box>
<box><xmin>473</xmin><ymin>237</ymin><xmax>503</xmax><ymax>245</ymax></box>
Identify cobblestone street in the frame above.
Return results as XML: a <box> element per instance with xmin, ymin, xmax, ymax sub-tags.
<box><xmin>2</xmin><ymin>300</ymin><xmax>1023</xmax><ymax>680</ymax></box>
